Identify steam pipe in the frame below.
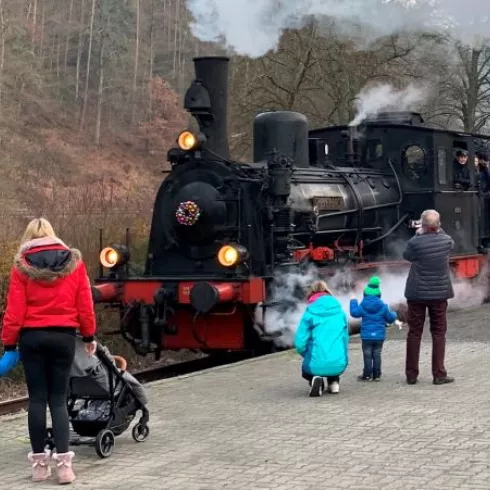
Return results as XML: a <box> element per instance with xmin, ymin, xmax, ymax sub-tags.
<box><xmin>363</xmin><ymin>213</ymin><xmax>409</xmax><ymax>247</ymax></box>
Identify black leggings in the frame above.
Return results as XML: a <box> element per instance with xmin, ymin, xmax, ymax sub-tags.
<box><xmin>19</xmin><ymin>329</ymin><xmax>76</xmax><ymax>454</ymax></box>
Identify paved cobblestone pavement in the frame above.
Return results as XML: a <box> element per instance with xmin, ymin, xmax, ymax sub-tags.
<box><xmin>0</xmin><ymin>305</ymin><xmax>489</xmax><ymax>489</ymax></box>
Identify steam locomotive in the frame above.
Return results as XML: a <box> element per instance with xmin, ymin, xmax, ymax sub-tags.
<box><xmin>92</xmin><ymin>56</ymin><xmax>490</xmax><ymax>358</ymax></box>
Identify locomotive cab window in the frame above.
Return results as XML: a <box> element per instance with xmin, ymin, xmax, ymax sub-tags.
<box><xmin>437</xmin><ymin>148</ymin><xmax>448</xmax><ymax>185</ymax></box>
<box><xmin>402</xmin><ymin>145</ymin><xmax>426</xmax><ymax>180</ymax></box>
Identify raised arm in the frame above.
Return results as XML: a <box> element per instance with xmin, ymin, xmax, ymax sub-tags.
<box><xmin>349</xmin><ymin>299</ymin><xmax>364</xmax><ymax>318</ymax></box>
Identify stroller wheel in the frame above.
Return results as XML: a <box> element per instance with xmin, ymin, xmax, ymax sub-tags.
<box><xmin>95</xmin><ymin>429</ymin><xmax>115</xmax><ymax>458</ymax></box>
<box><xmin>132</xmin><ymin>423</ymin><xmax>150</xmax><ymax>443</ymax></box>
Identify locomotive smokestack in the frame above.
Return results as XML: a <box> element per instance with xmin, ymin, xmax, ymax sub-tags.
<box><xmin>191</xmin><ymin>56</ymin><xmax>230</xmax><ymax>158</ymax></box>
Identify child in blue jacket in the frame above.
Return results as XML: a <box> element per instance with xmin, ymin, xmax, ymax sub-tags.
<box><xmin>350</xmin><ymin>276</ymin><xmax>397</xmax><ymax>381</ymax></box>
<box><xmin>294</xmin><ymin>280</ymin><xmax>349</xmax><ymax>397</ymax></box>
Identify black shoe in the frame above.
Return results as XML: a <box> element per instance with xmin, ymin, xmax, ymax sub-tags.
<box><xmin>357</xmin><ymin>375</ymin><xmax>371</xmax><ymax>381</ymax></box>
<box><xmin>406</xmin><ymin>378</ymin><xmax>417</xmax><ymax>385</ymax></box>
<box><xmin>433</xmin><ymin>376</ymin><xmax>454</xmax><ymax>385</ymax></box>
<box><xmin>309</xmin><ymin>376</ymin><xmax>324</xmax><ymax>397</ymax></box>
<box><xmin>373</xmin><ymin>376</ymin><xmax>381</xmax><ymax>382</ymax></box>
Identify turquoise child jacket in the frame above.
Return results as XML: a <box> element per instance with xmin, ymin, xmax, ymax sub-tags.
<box><xmin>294</xmin><ymin>293</ymin><xmax>349</xmax><ymax>377</ymax></box>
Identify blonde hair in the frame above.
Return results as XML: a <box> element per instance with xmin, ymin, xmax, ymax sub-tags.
<box><xmin>306</xmin><ymin>280</ymin><xmax>332</xmax><ymax>299</ymax></box>
<box><xmin>20</xmin><ymin>218</ymin><xmax>56</xmax><ymax>245</ymax></box>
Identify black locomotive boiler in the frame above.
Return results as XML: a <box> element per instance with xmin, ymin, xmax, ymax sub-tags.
<box><xmin>92</xmin><ymin>56</ymin><xmax>490</xmax><ymax>358</ymax></box>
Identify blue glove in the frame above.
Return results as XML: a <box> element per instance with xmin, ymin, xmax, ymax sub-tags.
<box><xmin>0</xmin><ymin>351</ymin><xmax>20</xmax><ymax>376</ymax></box>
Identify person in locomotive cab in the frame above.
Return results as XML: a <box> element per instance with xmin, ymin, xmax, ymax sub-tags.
<box><xmin>403</xmin><ymin>210</ymin><xmax>454</xmax><ymax>386</ymax></box>
<box><xmin>453</xmin><ymin>149</ymin><xmax>471</xmax><ymax>190</ymax></box>
<box><xmin>349</xmin><ymin>276</ymin><xmax>397</xmax><ymax>381</ymax></box>
<box><xmin>0</xmin><ymin>218</ymin><xmax>97</xmax><ymax>484</ymax></box>
<box><xmin>475</xmin><ymin>151</ymin><xmax>490</xmax><ymax>191</ymax></box>
<box><xmin>294</xmin><ymin>281</ymin><xmax>349</xmax><ymax>397</ymax></box>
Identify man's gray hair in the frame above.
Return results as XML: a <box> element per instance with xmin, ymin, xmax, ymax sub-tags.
<box><xmin>420</xmin><ymin>209</ymin><xmax>441</xmax><ymax>228</ymax></box>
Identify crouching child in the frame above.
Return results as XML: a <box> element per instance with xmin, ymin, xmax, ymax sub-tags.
<box><xmin>294</xmin><ymin>281</ymin><xmax>349</xmax><ymax>397</ymax></box>
<box><xmin>350</xmin><ymin>276</ymin><xmax>397</xmax><ymax>381</ymax></box>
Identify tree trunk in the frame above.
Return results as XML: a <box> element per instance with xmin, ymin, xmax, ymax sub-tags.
<box><xmin>39</xmin><ymin>0</ymin><xmax>45</xmax><ymax>63</ymax></box>
<box><xmin>95</xmin><ymin>0</ymin><xmax>108</xmax><ymax>145</ymax></box>
<box><xmin>172</xmin><ymin>0</ymin><xmax>180</xmax><ymax>78</ymax></box>
<box><xmin>56</xmin><ymin>34</ymin><xmax>61</xmax><ymax>79</ymax></box>
<box><xmin>148</xmin><ymin>0</ymin><xmax>154</xmax><ymax>120</ymax></box>
<box><xmin>0</xmin><ymin>0</ymin><xmax>5</xmax><ymax>113</ymax></box>
<box><xmin>75</xmin><ymin>0</ymin><xmax>86</xmax><ymax>102</ymax></box>
<box><xmin>64</xmin><ymin>0</ymin><xmax>74</xmax><ymax>74</ymax></box>
<box><xmin>95</xmin><ymin>31</ymin><xmax>104</xmax><ymax>145</ymax></box>
<box><xmin>79</xmin><ymin>0</ymin><xmax>96</xmax><ymax>132</ymax></box>
<box><xmin>32</xmin><ymin>0</ymin><xmax>38</xmax><ymax>42</ymax></box>
<box><xmin>131</xmin><ymin>0</ymin><xmax>140</xmax><ymax>127</ymax></box>
<box><xmin>463</xmin><ymin>49</ymin><xmax>481</xmax><ymax>133</ymax></box>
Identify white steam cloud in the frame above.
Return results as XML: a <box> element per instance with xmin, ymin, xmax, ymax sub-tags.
<box><xmin>186</xmin><ymin>0</ymin><xmax>490</xmax><ymax>59</ymax></box>
<box><xmin>349</xmin><ymin>83</ymin><xmax>427</xmax><ymax>126</ymax></box>
<box><xmin>254</xmin><ymin>266</ymin><xmax>487</xmax><ymax>348</ymax></box>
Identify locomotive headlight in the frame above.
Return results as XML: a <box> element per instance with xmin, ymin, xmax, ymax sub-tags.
<box><xmin>217</xmin><ymin>244</ymin><xmax>249</xmax><ymax>267</ymax></box>
<box><xmin>100</xmin><ymin>245</ymin><xmax>130</xmax><ymax>269</ymax></box>
<box><xmin>177</xmin><ymin>130</ymin><xmax>205</xmax><ymax>151</ymax></box>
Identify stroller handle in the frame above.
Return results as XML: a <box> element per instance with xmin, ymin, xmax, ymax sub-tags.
<box><xmin>113</xmin><ymin>355</ymin><xmax>128</xmax><ymax>372</ymax></box>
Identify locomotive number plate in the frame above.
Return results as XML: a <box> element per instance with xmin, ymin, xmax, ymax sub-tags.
<box><xmin>311</xmin><ymin>196</ymin><xmax>343</xmax><ymax>211</ymax></box>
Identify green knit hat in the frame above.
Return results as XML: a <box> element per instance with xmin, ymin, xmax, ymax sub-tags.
<box><xmin>364</xmin><ymin>276</ymin><xmax>381</xmax><ymax>296</ymax></box>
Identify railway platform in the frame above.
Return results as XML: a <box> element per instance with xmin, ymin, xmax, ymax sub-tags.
<box><xmin>0</xmin><ymin>304</ymin><xmax>489</xmax><ymax>490</ymax></box>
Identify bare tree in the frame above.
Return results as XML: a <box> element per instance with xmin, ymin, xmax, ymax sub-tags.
<box><xmin>148</xmin><ymin>0</ymin><xmax>154</xmax><ymax>120</ymax></box>
<box><xmin>64</xmin><ymin>0</ymin><xmax>74</xmax><ymax>74</ymax></box>
<box><xmin>131</xmin><ymin>0</ymin><xmax>140</xmax><ymax>127</ymax></box>
<box><xmin>79</xmin><ymin>0</ymin><xmax>96</xmax><ymax>131</ymax></box>
<box><xmin>429</xmin><ymin>41</ymin><xmax>490</xmax><ymax>133</ymax></box>
<box><xmin>75</xmin><ymin>0</ymin><xmax>85</xmax><ymax>101</ymax></box>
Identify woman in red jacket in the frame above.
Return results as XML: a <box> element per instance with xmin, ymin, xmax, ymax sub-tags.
<box><xmin>1</xmin><ymin>218</ymin><xmax>96</xmax><ymax>485</ymax></box>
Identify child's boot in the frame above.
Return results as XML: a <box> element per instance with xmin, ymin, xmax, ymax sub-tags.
<box><xmin>28</xmin><ymin>450</ymin><xmax>52</xmax><ymax>482</ymax></box>
<box><xmin>52</xmin><ymin>451</ymin><xmax>76</xmax><ymax>484</ymax></box>
<box><xmin>309</xmin><ymin>376</ymin><xmax>324</xmax><ymax>397</ymax></box>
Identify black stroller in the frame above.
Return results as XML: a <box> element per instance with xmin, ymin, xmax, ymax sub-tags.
<box><xmin>45</xmin><ymin>338</ymin><xmax>150</xmax><ymax>458</ymax></box>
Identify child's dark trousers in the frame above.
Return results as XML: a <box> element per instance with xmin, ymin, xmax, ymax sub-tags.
<box><xmin>362</xmin><ymin>340</ymin><xmax>384</xmax><ymax>379</ymax></box>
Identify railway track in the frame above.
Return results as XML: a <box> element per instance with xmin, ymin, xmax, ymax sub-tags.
<box><xmin>0</xmin><ymin>351</ymin><xmax>256</xmax><ymax>417</ymax></box>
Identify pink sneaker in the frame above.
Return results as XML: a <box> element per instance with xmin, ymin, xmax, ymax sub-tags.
<box><xmin>52</xmin><ymin>451</ymin><xmax>76</xmax><ymax>485</ymax></box>
<box><xmin>28</xmin><ymin>451</ymin><xmax>52</xmax><ymax>482</ymax></box>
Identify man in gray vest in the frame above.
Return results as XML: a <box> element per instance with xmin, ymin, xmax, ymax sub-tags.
<box><xmin>403</xmin><ymin>209</ymin><xmax>455</xmax><ymax>386</ymax></box>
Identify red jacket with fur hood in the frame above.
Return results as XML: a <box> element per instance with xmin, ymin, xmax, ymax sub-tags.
<box><xmin>1</xmin><ymin>237</ymin><xmax>96</xmax><ymax>350</ymax></box>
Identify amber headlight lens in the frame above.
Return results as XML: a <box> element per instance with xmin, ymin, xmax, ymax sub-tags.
<box><xmin>177</xmin><ymin>131</ymin><xmax>199</xmax><ymax>151</ymax></box>
<box><xmin>217</xmin><ymin>244</ymin><xmax>248</xmax><ymax>267</ymax></box>
<box><xmin>100</xmin><ymin>245</ymin><xmax>130</xmax><ymax>269</ymax></box>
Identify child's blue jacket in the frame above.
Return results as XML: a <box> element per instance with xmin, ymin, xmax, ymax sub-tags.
<box><xmin>294</xmin><ymin>293</ymin><xmax>349</xmax><ymax>377</ymax></box>
<box><xmin>349</xmin><ymin>295</ymin><xmax>397</xmax><ymax>341</ymax></box>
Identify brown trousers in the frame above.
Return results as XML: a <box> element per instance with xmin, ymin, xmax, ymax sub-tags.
<box><xmin>405</xmin><ymin>300</ymin><xmax>448</xmax><ymax>380</ymax></box>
